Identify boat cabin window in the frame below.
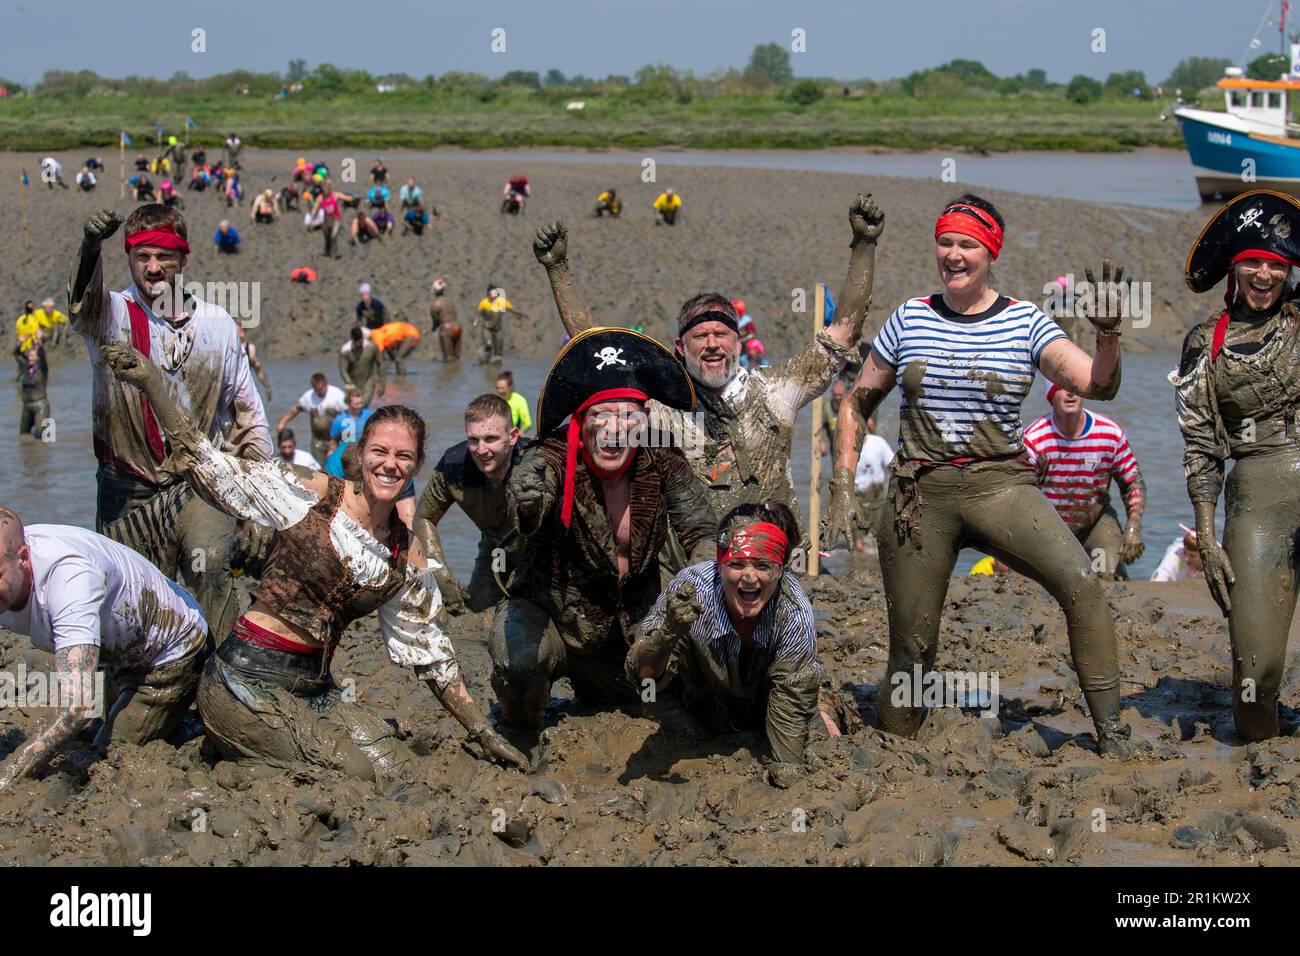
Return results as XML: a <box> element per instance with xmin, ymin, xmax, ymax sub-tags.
<box><xmin>1268</xmin><ymin>91</ymin><xmax>1283</xmax><ymax>109</ymax></box>
<box><xmin>1230</xmin><ymin>90</ymin><xmax>1247</xmax><ymax>107</ymax></box>
<box><xmin>1250</xmin><ymin>91</ymin><xmax>1264</xmax><ymax>108</ymax></box>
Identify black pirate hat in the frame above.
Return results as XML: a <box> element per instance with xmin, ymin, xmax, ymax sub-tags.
<box><xmin>537</xmin><ymin>327</ymin><xmax>695</xmax><ymax>435</ymax></box>
<box><xmin>1185</xmin><ymin>189</ymin><xmax>1300</xmax><ymax>294</ymax></box>
<box><xmin>537</xmin><ymin>327</ymin><xmax>695</xmax><ymax>527</ymax></box>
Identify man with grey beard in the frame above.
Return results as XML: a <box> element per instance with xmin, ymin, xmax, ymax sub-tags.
<box><xmin>530</xmin><ymin>194</ymin><xmax>885</xmax><ymax>537</ymax></box>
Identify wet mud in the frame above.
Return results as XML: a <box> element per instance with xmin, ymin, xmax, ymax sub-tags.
<box><xmin>0</xmin><ymin>563</ymin><xmax>1296</xmax><ymax>866</ymax></box>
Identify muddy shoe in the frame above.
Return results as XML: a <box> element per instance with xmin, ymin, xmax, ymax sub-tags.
<box><xmin>1095</xmin><ymin>719</ymin><xmax>1137</xmax><ymax>759</ymax></box>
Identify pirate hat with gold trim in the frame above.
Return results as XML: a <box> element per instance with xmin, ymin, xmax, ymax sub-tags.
<box><xmin>1185</xmin><ymin>189</ymin><xmax>1300</xmax><ymax>294</ymax></box>
<box><xmin>536</xmin><ymin>327</ymin><xmax>695</xmax><ymax>435</ymax></box>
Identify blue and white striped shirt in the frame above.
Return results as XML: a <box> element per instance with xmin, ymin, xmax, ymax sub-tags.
<box><xmin>640</xmin><ymin>561</ymin><xmax>817</xmax><ymax>669</ymax></box>
<box><xmin>872</xmin><ymin>294</ymin><xmax>1066</xmax><ymax>462</ymax></box>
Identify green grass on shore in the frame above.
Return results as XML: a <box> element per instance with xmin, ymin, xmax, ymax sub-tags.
<box><xmin>0</xmin><ymin>87</ymin><xmax>1184</xmax><ymax>152</ymax></box>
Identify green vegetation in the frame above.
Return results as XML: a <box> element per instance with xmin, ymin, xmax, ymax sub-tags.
<box><xmin>0</xmin><ymin>49</ymin><xmax>1234</xmax><ymax>153</ymax></box>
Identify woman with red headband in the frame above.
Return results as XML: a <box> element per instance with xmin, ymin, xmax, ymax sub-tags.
<box><xmin>826</xmin><ymin>192</ymin><xmax>1135</xmax><ymax>758</ymax></box>
<box><xmin>1172</xmin><ymin>189</ymin><xmax>1300</xmax><ymax>741</ymax></box>
<box><xmin>627</xmin><ymin>500</ymin><xmax>833</xmax><ymax>785</ymax></box>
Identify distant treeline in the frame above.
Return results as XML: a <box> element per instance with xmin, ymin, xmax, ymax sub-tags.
<box><xmin>0</xmin><ymin>48</ymin><xmax>1259</xmax><ymax>106</ymax></box>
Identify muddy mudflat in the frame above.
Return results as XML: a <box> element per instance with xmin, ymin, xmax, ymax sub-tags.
<box><xmin>0</xmin><ymin>560</ymin><xmax>1294</xmax><ymax>867</ymax></box>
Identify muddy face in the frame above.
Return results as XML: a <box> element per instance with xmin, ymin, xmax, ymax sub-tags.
<box><xmin>582</xmin><ymin>400</ymin><xmax>642</xmax><ymax>472</ymax></box>
<box><xmin>278</xmin><ymin>437</ymin><xmax>297</xmax><ymax>461</ymax></box>
<box><xmin>128</xmin><ymin>245</ymin><xmax>186</xmax><ymax>306</ymax></box>
<box><xmin>358</xmin><ymin>422</ymin><xmax>421</xmax><ymax>503</ymax></box>
<box><xmin>720</xmin><ymin>555</ymin><xmax>780</xmax><ymax>622</ymax></box>
<box><xmin>0</xmin><ymin>546</ymin><xmax>31</xmax><ymax>615</ymax></box>
<box><xmin>677</xmin><ymin>322</ymin><xmax>740</xmax><ymax>391</ymax></box>
<box><xmin>1234</xmin><ymin>259</ymin><xmax>1289</xmax><ymax>312</ymax></box>
<box><xmin>466</xmin><ymin>414</ymin><xmax>518</xmax><ymax>481</ymax></box>
<box><xmin>935</xmin><ymin>233</ymin><xmax>991</xmax><ymax>298</ymax></box>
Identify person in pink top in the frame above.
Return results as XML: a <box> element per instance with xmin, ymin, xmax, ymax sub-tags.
<box><xmin>1023</xmin><ymin>383</ymin><xmax>1147</xmax><ymax>579</ymax></box>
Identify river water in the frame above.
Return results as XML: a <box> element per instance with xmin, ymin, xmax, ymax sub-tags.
<box><xmin>0</xmin><ymin>348</ymin><xmax>1214</xmax><ymax>582</ymax></box>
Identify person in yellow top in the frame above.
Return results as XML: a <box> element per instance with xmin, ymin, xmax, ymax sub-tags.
<box><xmin>475</xmin><ymin>286</ymin><xmax>525</xmax><ymax>365</ymax></box>
<box><xmin>495</xmin><ymin>370</ymin><xmax>532</xmax><ymax>432</ymax></box>
<box><xmin>33</xmin><ymin>297</ymin><xmax>69</xmax><ymax>347</ymax></box>
<box><xmin>14</xmin><ymin>300</ymin><xmax>50</xmax><ymax>358</ymax></box>
<box><xmin>595</xmin><ymin>188</ymin><xmax>621</xmax><ymax>218</ymax></box>
<box><xmin>653</xmin><ymin>188</ymin><xmax>682</xmax><ymax>225</ymax></box>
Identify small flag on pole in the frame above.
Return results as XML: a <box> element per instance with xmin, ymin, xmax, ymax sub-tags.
<box><xmin>819</xmin><ymin>284</ymin><xmax>837</xmax><ymax>325</ymax></box>
<box><xmin>186</xmin><ymin>117</ymin><xmax>195</xmax><ymax>128</ymax></box>
<box><xmin>121</xmin><ymin>131</ymin><xmax>132</xmax><ymax>146</ymax></box>
<box><xmin>20</xmin><ymin>167</ymin><xmax>28</xmax><ymax>186</ymax></box>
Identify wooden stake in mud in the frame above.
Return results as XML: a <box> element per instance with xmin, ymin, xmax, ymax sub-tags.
<box><xmin>808</xmin><ymin>282</ymin><xmax>825</xmax><ymax>576</ymax></box>
<box><xmin>119</xmin><ymin>132</ymin><xmax>125</xmax><ymax>199</ymax></box>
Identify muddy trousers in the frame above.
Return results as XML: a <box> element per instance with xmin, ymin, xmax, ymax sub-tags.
<box><xmin>197</xmin><ymin>633</ymin><xmax>414</xmax><ymax>780</ymax></box>
<box><xmin>1221</xmin><ymin>449</ymin><xmax>1300</xmax><ymax>740</ymax></box>
<box><xmin>438</xmin><ymin>328</ymin><xmax>461</xmax><ymax>361</ymax></box>
<box><xmin>308</xmin><ymin>415</ymin><xmax>334</xmax><ymax>468</ymax></box>
<box><xmin>387</xmin><ymin>340</ymin><xmax>418</xmax><ymax>374</ymax></box>
<box><xmin>876</xmin><ymin>463</ymin><xmax>1122</xmax><ymax>738</ymax></box>
<box><xmin>489</xmin><ymin>597</ymin><xmax>641</xmax><ymax>729</ymax></box>
<box><xmin>1077</xmin><ymin>505</ymin><xmax>1127</xmax><ymax>581</ymax></box>
<box><xmin>323</xmin><ymin>219</ymin><xmax>341</xmax><ymax>256</ymax></box>
<box><xmin>94</xmin><ymin>632</ymin><xmax>207</xmax><ymax>749</ymax></box>
<box><xmin>478</xmin><ymin>321</ymin><xmax>503</xmax><ymax>364</ymax></box>
<box><xmin>96</xmin><ymin>469</ymin><xmax>241</xmax><ymax>646</ymax></box>
<box><xmin>19</xmin><ymin>397</ymin><xmax>49</xmax><ymax>438</ymax></box>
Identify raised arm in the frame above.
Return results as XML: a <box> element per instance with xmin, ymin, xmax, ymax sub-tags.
<box><xmin>67</xmin><ymin>209</ymin><xmax>123</xmax><ymax>336</ymax></box>
<box><xmin>533</xmin><ymin>221</ymin><xmax>595</xmax><ymax>336</ymax></box>
<box><xmin>1037</xmin><ymin>260</ymin><xmax>1125</xmax><ymax>401</ymax></box>
<box><xmin>822</xmin><ymin>348</ymin><xmax>897</xmax><ymax>550</ymax></box>
<box><xmin>824</xmin><ymin>193</ymin><xmax>885</xmax><ymax>350</ymax></box>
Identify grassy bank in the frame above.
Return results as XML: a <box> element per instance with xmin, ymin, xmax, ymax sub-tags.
<box><xmin>0</xmin><ymin>87</ymin><xmax>1182</xmax><ymax>152</ymax></box>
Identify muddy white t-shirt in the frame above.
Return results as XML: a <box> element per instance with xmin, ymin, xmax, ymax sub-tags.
<box><xmin>0</xmin><ymin>525</ymin><xmax>207</xmax><ymax>669</ymax></box>
<box><xmin>872</xmin><ymin>294</ymin><xmax>1065</xmax><ymax>462</ymax></box>
<box><xmin>299</xmin><ymin>385</ymin><xmax>347</xmax><ymax>420</ymax></box>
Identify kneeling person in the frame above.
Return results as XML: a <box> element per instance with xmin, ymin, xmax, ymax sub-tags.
<box><xmin>0</xmin><ymin>510</ymin><xmax>209</xmax><ymax>789</ymax></box>
<box><xmin>495</xmin><ymin>328</ymin><xmax>717</xmax><ymax>729</ymax></box>
<box><xmin>627</xmin><ymin>501</ymin><xmax>826</xmax><ymax>780</ymax></box>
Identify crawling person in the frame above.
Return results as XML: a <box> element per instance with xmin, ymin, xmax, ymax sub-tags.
<box><xmin>824</xmin><ymin>193</ymin><xmax>1133</xmax><ymax>757</ymax></box>
<box><xmin>0</xmin><ymin>509</ymin><xmax>209</xmax><ymax>790</ymax></box>
<box><xmin>101</xmin><ymin>344</ymin><xmax>529</xmax><ymax>778</ymax></box>
<box><xmin>627</xmin><ymin>501</ymin><xmax>840</xmax><ymax>787</ymax></box>
<box><xmin>413</xmin><ymin>394</ymin><xmax>522</xmax><ymax>615</ymax></box>
<box><xmin>494</xmin><ymin>328</ymin><xmax>717</xmax><ymax>730</ymax></box>
<box><xmin>1023</xmin><ymin>383</ymin><xmax>1146</xmax><ymax>579</ymax></box>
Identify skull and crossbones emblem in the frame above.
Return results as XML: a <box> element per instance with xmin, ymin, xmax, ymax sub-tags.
<box><xmin>594</xmin><ymin>346</ymin><xmax>627</xmax><ymax>370</ymax></box>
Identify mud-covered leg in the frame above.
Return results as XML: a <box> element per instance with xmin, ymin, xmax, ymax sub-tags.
<box><xmin>92</xmin><ymin>635</ymin><xmax>206</xmax><ymax>748</ymax></box>
<box><xmin>1221</xmin><ymin>487</ymin><xmax>1300</xmax><ymax>741</ymax></box>
<box><xmin>1080</xmin><ymin>508</ymin><xmax>1126</xmax><ymax>581</ymax></box>
<box><xmin>969</xmin><ymin>481</ymin><xmax>1129</xmax><ymax>756</ymax></box>
<box><xmin>177</xmin><ymin>491</ymin><xmax>241</xmax><ymax>645</ymax></box>
<box><xmin>875</xmin><ymin>476</ymin><xmax>962</xmax><ymax>738</ymax></box>
<box><xmin>489</xmin><ymin>598</ymin><xmax>563</xmax><ymax>729</ymax></box>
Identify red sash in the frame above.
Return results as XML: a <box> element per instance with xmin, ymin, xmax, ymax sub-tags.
<box><xmin>1210</xmin><ymin>310</ymin><xmax>1231</xmax><ymax>362</ymax></box>
<box><xmin>123</xmin><ymin>299</ymin><xmax>167</xmax><ymax>464</ymax></box>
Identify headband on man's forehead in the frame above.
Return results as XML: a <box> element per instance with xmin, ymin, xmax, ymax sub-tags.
<box><xmin>679</xmin><ymin>308</ymin><xmax>739</xmax><ymax>338</ymax></box>
<box><xmin>124</xmin><ymin>222</ymin><xmax>190</xmax><ymax>256</ymax></box>
<box><xmin>934</xmin><ymin>203</ymin><xmax>1003</xmax><ymax>260</ymax></box>
<box><xmin>717</xmin><ymin>521</ymin><xmax>789</xmax><ymax>565</ymax></box>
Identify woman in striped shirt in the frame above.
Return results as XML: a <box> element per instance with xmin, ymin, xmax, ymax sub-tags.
<box><xmin>825</xmin><ymin>193</ymin><xmax>1135</xmax><ymax>758</ymax></box>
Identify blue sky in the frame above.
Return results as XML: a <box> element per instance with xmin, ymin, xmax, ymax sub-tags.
<box><xmin>0</xmin><ymin>0</ymin><xmax>1273</xmax><ymax>86</ymax></box>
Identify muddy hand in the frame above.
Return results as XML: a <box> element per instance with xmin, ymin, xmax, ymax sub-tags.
<box><xmin>1200</xmin><ymin>540</ymin><xmax>1235</xmax><ymax>616</ymax></box>
<box><xmin>822</xmin><ymin>468</ymin><xmax>864</xmax><ymax>551</ymax></box>
<box><xmin>84</xmin><ymin>209</ymin><xmax>124</xmax><ymax>244</ymax></box>
<box><xmin>533</xmin><ymin>221</ymin><xmax>568</xmax><ymax>267</ymax></box>
<box><xmin>437</xmin><ymin>573</ymin><xmax>470</xmax><ymax>616</ymax></box>
<box><xmin>664</xmin><ymin>581</ymin><xmax>703</xmax><ymax>634</ymax></box>
<box><xmin>100</xmin><ymin>341</ymin><xmax>160</xmax><ymax>391</ymax></box>
<box><xmin>1082</xmin><ymin>260</ymin><xmax>1126</xmax><ymax>335</ymax></box>
<box><xmin>475</xmin><ymin>726</ymin><xmax>531</xmax><ymax>772</ymax></box>
<box><xmin>849</xmin><ymin>193</ymin><xmax>884</xmax><ymax>243</ymax></box>
<box><xmin>511</xmin><ymin>454</ymin><xmax>552</xmax><ymax>525</ymax></box>
<box><xmin>238</xmin><ymin>521</ymin><xmax>275</xmax><ymax>565</ymax></box>
<box><xmin>1119</xmin><ymin>526</ymin><xmax>1145</xmax><ymax>565</ymax></box>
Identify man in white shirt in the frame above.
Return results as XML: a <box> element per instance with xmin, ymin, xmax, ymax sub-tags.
<box><xmin>68</xmin><ymin>206</ymin><xmax>273</xmax><ymax>644</ymax></box>
<box><xmin>276</xmin><ymin>428</ymin><xmax>321</xmax><ymax>470</ymax></box>
<box><xmin>41</xmin><ymin>156</ymin><xmax>68</xmax><ymax>190</ymax></box>
<box><xmin>0</xmin><ymin>509</ymin><xmax>209</xmax><ymax>790</ymax></box>
<box><xmin>275</xmin><ymin>372</ymin><xmax>347</xmax><ymax>465</ymax></box>
<box><xmin>852</xmin><ymin>417</ymin><xmax>893</xmax><ymax>550</ymax></box>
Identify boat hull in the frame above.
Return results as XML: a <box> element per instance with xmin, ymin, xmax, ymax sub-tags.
<box><xmin>1176</xmin><ymin>111</ymin><xmax>1300</xmax><ymax>201</ymax></box>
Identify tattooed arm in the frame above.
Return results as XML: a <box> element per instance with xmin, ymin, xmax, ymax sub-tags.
<box><xmin>822</xmin><ymin>349</ymin><xmax>896</xmax><ymax>549</ymax></box>
<box><xmin>533</xmin><ymin>221</ymin><xmax>596</xmax><ymax>336</ymax></box>
<box><xmin>824</xmin><ymin>193</ymin><xmax>885</xmax><ymax>351</ymax></box>
<box><xmin>0</xmin><ymin>644</ymin><xmax>99</xmax><ymax>791</ymax></box>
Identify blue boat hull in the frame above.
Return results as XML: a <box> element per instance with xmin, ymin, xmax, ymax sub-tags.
<box><xmin>1177</xmin><ymin>112</ymin><xmax>1300</xmax><ymax>200</ymax></box>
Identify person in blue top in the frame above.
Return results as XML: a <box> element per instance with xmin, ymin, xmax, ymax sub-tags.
<box><xmin>367</xmin><ymin>184</ymin><xmax>391</xmax><ymax>207</ymax></box>
<box><xmin>213</xmin><ymin>220</ymin><xmax>241</xmax><ymax>254</ymax></box>
<box><xmin>329</xmin><ymin>387</ymin><xmax>373</xmax><ymax>445</ymax></box>
<box><xmin>402</xmin><ymin>203</ymin><xmax>431</xmax><ymax>237</ymax></box>
<box><xmin>825</xmin><ymin>192</ymin><xmax>1134</xmax><ymax>759</ymax></box>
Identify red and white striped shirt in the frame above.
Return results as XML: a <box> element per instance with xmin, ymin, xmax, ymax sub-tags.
<box><xmin>1023</xmin><ymin>410</ymin><xmax>1140</xmax><ymax>529</ymax></box>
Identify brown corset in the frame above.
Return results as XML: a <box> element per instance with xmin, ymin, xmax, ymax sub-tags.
<box><xmin>250</xmin><ymin>477</ymin><xmax>410</xmax><ymax>672</ymax></box>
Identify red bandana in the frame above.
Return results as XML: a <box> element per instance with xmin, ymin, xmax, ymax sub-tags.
<box><xmin>717</xmin><ymin>521</ymin><xmax>789</xmax><ymax>564</ymax></box>
<box><xmin>934</xmin><ymin>205</ymin><xmax>1003</xmax><ymax>260</ymax></box>
<box><xmin>560</xmin><ymin>388</ymin><xmax>647</xmax><ymax>528</ymax></box>
<box><xmin>124</xmin><ymin>223</ymin><xmax>190</xmax><ymax>256</ymax></box>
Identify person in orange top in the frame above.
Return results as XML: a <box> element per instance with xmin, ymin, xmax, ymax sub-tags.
<box><xmin>369</xmin><ymin>321</ymin><xmax>421</xmax><ymax>376</ymax></box>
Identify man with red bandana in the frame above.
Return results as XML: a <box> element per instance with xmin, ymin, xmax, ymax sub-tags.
<box><xmin>627</xmin><ymin>499</ymin><xmax>836</xmax><ymax>786</ymax></box>
<box><xmin>67</xmin><ymin>205</ymin><xmax>273</xmax><ymax>643</ymax></box>
<box><xmin>493</xmin><ymin>328</ymin><xmax>717</xmax><ymax>732</ymax></box>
